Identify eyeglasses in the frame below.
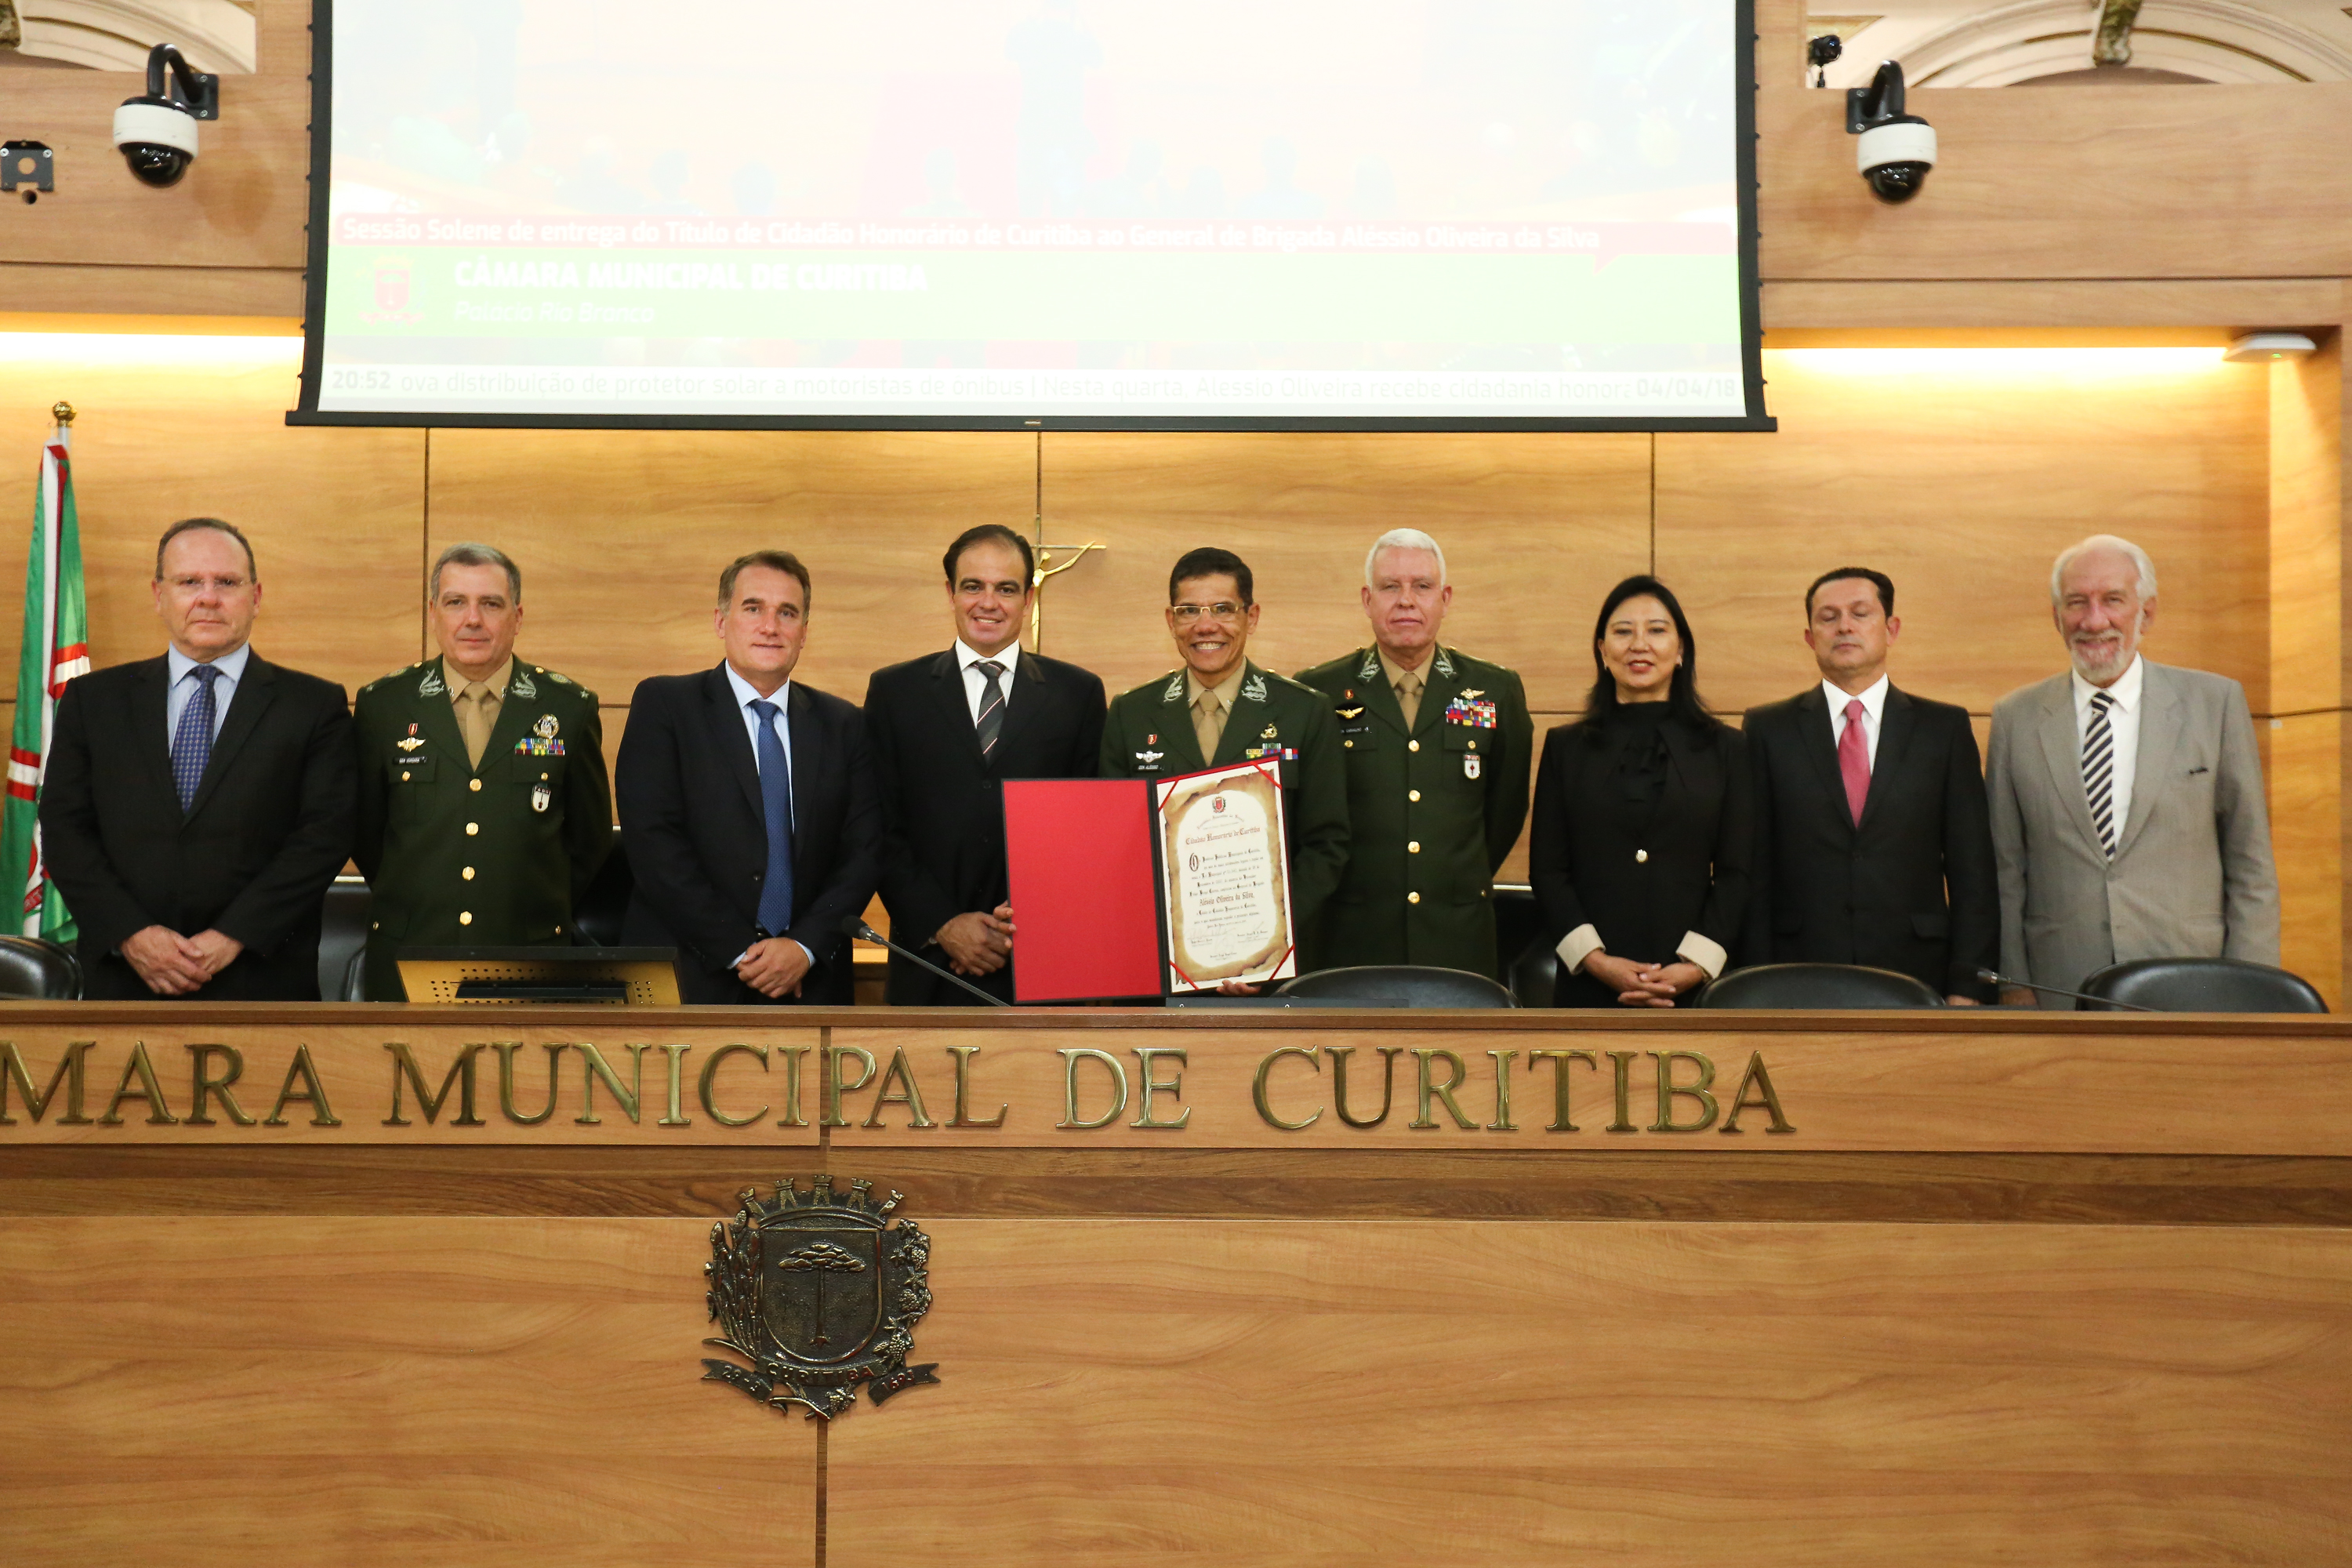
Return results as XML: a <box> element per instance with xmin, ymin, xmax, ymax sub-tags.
<box><xmin>1170</xmin><ymin>601</ymin><xmax>1244</xmax><ymax>623</ymax></box>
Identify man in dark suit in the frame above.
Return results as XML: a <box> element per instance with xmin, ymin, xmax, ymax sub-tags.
<box><xmin>862</xmin><ymin>524</ymin><xmax>1106</xmax><ymax>1004</ymax></box>
<box><xmin>616</xmin><ymin>550</ymin><xmax>880</xmax><ymax>1005</ymax></box>
<box><xmin>1742</xmin><ymin>566</ymin><xmax>1998</xmax><ymax>1003</ymax></box>
<box><xmin>41</xmin><ymin>517</ymin><xmax>355</xmax><ymax>1000</ymax></box>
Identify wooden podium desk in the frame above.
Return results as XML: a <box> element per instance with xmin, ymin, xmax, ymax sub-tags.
<box><xmin>4</xmin><ymin>1004</ymin><xmax>2350</xmax><ymax>1567</ymax></box>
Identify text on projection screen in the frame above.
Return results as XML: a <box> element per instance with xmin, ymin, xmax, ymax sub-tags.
<box><xmin>317</xmin><ymin>0</ymin><xmax>1747</xmax><ymax>422</ymax></box>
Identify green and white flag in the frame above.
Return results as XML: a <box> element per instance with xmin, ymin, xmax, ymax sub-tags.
<box><xmin>2</xmin><ymin>419</ymin><xmax>90</xmax><ymax>941</ymax></box>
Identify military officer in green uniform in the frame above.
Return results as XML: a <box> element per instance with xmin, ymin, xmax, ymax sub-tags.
<box><xmin>352</xmin><ymin>543</ymin><xmax>612</xmax><ymax>1000</ymax></box>
<box><xmin>1295</xmin><ymin>528</ymin><xmax>1534</xmax><ymax>978</ymax></box>
<box><xmin>1100</xmin><ymin>546</ymin><xmax>1349</xmax><ymax>975</ymax></box>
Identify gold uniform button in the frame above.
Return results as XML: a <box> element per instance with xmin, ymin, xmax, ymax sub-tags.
<box><xmin>468</xmin><ymin>778</ymin><xmax>482</xmax><ymax>793</ymax></box>
<box><xmin>1635</xmin><ymin>848</ymin><xmax>1649</xmax><ymax>863</ymax></box>
<box><xmin>400</xmin><ymin>771</ymin><xmax>411</xmax><ymax>782</ymax></box>
<box><xmin>1408</xmin><ymin>739</ymin><xmax>1421</xmax><ymax>753</ymax></box>
<box><xmin>459</xmin><ymin>911</ymin><xmax>472</xmax><ymax>926</ymax></box>
<box><xmin>466</xmin><ymin>822</ymin><xmax>480</xmax><ymax>836</ymax></box>
<box><xmin>1344</xmin><ymin>740</ymin><xmax>1354</xmax><ymax>749</ymax></box>
<box><xmin>1408</xmin><ymin>840</ymin><xmax>1421</xmax><ymax>853</ymax></box>
<box><xmin>1407</xmin><ymin>891</ymin><xmax>1421</xmax><ymax>905</ymax></box>
<box><xmin>1408</xmin><ymin>789</ymin><xmax>1421</xmax><ymax>802</ymax></box>
<box><xmin>462</xmin><ymin>866</ymin><xmax>475</xmax><ymax>880</ymax></box>
<box><xmin>540</xmin><ymin>771</ymin><xmax>550</xmax><ymax>781</ymax></box>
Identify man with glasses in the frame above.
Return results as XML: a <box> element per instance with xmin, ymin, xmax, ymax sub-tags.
<box><xmin>41</xmin><ymin>517</ymin><xmax>356</xmax><ymax>999</ymax></box>
<box><xmin>1101</xmin><ymin>546</ymin><xmax>1349</xmax><ymax>970</ymax></box>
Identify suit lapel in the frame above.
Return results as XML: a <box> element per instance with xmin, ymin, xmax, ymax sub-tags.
<box><xmin>1793</xmin><ymin>686</ymin><xmax>1847</xmax><ymax>831</ymax></box>
<box><xmin>412</xmin><ymin>662</ymin><xmax>472</xmax><ymax>775</ymax></box>
<box><xmin>931</xmin><ymin>650</ymin><xmax>989</xmax><ymax>770</ymax></box>
<box><xmin>1857</xmin><ymin>685</ymin><xmax>1916</xmax><ymax>833</ymax></box>
<box><xmin>707</xmin><ymin>666</ymin><xmax>765</xmax><ymax>821</ymax></box>
<box><xmin>185</xmin><ymin>656</ymin><xmax>278</xmax><ymax>821</ymax></box>
<box><xmin>132</xmin><ymin>658</ymin><xmax>177</xmax><ymax>808</ymax></box>
<box><xmin>1150</xmin><ymin>670</ymin><xmax>1206</xmax><ymax>773</ymax></box>
<box><xmin>1211</xmin><ymin>662</ymin><xmax>1272</xmax><ymax>768</ymax></box>
<box><xmin>1413</xmin><ymin>646</ymin><xmax>1464</xmax><ymax>739</ymax></box>
<box><xmin>2114</xmin><ymin>662</ymin><xmax>2179</xmax><ymax>858</ymax></box>
<box><xmin>1348</xmin><ymin>647</ymin><xmax>1412</xmax><ymax>739</ymax></box>
<box><xmin>478</xmin><ymin>666</ymin><xmax>541</xmax><ymax>771</ymax></box>
<box><xmin>786</xmin><ymin>682</ymin><xmax>822</xmax><ymax>829</ymax></box>
<box><xmin>989</xmin><ymin>649</ymin><xmax>1051</xmax><ymax>767</ymax></box>
<box><xmin>2033</xmin><ymin>676</ymin><xmax>2105</xmax><ymax>851</ymax></box>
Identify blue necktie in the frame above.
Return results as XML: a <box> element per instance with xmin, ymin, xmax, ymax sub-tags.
<box><xmin>171</xmin><ymin>664</ymin><xmax>222</xmax><ymax>812</ymax></box>
<box><xmin>750</xmin><ymin>698</ymin><xmax>795</xmax><ymax>936</ymax></box>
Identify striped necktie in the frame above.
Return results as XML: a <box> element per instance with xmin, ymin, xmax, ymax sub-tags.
<box><xmin>974</xmin><ymin>660</ymin><xmax>1006</xmax><ymax>758</ymax></box>
<box><xmin>172</xmin><ymin>664</ymin><xmax>222</xmax><ymax>812</ymax></box>
<box><xmin>2082</xmin><ymin>689</ymin><xmax>2118</xmax><ymax>858</ymax></box>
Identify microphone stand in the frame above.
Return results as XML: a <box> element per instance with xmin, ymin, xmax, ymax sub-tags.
<box><xmin>841</xmin><ymin>917</ymin><xmax>1011</xmax><ymax>1007</ymax></box>
<box><xmin>1976</xmin><ymin>967</ymin><xmax>2157</xmax><ymax>1013</ymax></box>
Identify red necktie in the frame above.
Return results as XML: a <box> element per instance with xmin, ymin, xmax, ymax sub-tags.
<box><xmin>1838</xmin><ymin>698</ymin><xmax>1871</xmax><ymax>825</ymax></box>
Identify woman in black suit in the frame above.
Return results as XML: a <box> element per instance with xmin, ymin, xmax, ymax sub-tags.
<box><xmin>1530</xmin><ymin>575</ymin><xmax>1751</xmax><ymax>1007</ymax></box>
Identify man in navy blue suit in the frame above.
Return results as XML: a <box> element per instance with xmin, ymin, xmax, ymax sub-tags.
<box><xmin>616</xmin><ymin>550</ymin><xmax>880</xmax><ymax>1004</ymax></box>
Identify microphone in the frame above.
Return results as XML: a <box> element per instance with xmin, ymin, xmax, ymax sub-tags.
<box><xmin>838</xmin><ymin>915</ymin><xmax>1011</xmax><ymax>1007</ymax></box>
<box><xmin>1975</xmin><ymin>967</ymin><xmax>2156</xmax><ymax>1013</ymax></box>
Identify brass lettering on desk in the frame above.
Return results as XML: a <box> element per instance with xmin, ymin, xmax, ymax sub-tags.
<box><xmin>264</xmin><ymin>1045</ymin><xmax>339</xmax><ymax>1127</ymax></box>
<box><xmin>186</xmin><ymin>1044</ymin><xmax>256</xmax><ymax>1127</ymax></box>
<box><xmin>1410</xmin><ymin>1048</ymin><xmax>1476</xmax><ymax>1130</ymax></box>
<box><xmin>1328</xmin><ymin>1045</ymin><xmax>1403</xmax><ymax>1127</ymax></box>
<box><xmin>492</xmin><ymin>1042</ymin><xmax>564</xmax><ymax>1125</ymax></box>
<box><xmin>862</xmin><ymin>1048</ymin><xmax>937</xmax><ymax>1129</ymax></box>
<box><xmin>1650</xmin><ymin>1051</ymin><xmax>1718</xmax><ymax>1133</ymax></box>
<box><xmin>103</xmin><ymin>1042</ymin><xmax>177</xmax><ymax>1126</ymax></box>
<box><xmin>948</xmin><ymin>1044</ymin><xmax>1007</xmax><ymax>1127</ymax></box>
<box><xmin>823</xmin><ymin>1046</ymin><xmax>877</xmax><ymax>1127</ymax></box>
<box><xmin>1721</xmin><ymin>1051</ymin><xmax>1796</xmax><ymax>1134</ymax></box>
<box><xmin>698</xmin><ymin>1044</ymin><xmax>769</xmax><ymax>1127</ymax></box>
<box><xmin>384</xmin><ymin>1042</ymin><xmax>482</xmax><ymax>1127</ymax></box>
<box><xmin>1</xmin><ymin>1040</ymin><xmax>94</xmax><ymax>1124</ymax></box>
<box><xmin>1131</xmin><ymin>1047</ymin><xmax>1191</xmax><ymax>1129</ymax></box>
<box><xmin>701</xmin><ymin>1175</ymin><xmax>938</xmax><ymax>1421</ymax></box>
<box><xmin>1254</xmin><ymin>1046</ymin><xmax>1321</xmax><ymax>1130</ymax></box>
<box><xmin>1526</xmin><ymin>1048</ymin><xmax>1597</xmax><ymax>1132</ymax></box>
<box><xmin>575</xmin><ymin>1043</ymin><xmax>647</xmax><ymax>1125</ymax></box>
<box><xmin>1058</xmin><ymin>1047</ymin><xmax>1129</xmax><ymax>1129</ymax></box>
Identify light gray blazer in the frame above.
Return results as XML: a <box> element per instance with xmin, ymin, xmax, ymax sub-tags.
<box><xmin>1985</xmin><ymin>659</ymin><xmax>2279</xmax><ymax>1005</ymax></box>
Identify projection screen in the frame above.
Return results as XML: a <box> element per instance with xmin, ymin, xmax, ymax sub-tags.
<box><xmin>292</xmin><ymin>0</ymin><xmax>1769</xmax><ymax>431</ymax></box>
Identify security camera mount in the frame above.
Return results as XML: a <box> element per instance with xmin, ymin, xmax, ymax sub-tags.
<box><xmin>1846</xmin><ymin>60</ymin><xmax>1916</xmax><ymax>136</ymax></box>
<box><xmin>2</xmin><ymin>140</ymin><xmax>56</xmax><ymax>203</ymax></box>
<box><xmin>130</xmin><ymin>43</ymin><xmax>220</xmax><ymax>124</ymax></box>
<box><xmin>1846</xmin><ymin>60</ymin><xmax>1936</xmax><ymax>204</ymax></box>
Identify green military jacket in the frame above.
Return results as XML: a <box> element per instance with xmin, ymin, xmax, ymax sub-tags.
<box><xmin>1294</xmin><ymin>644</ymin><xmax>1534</xmax><ymax>978</ymax></box>
<box><xmin>1099</xmin><ymin>659</ymin><xmax>1350</xmax><ymax>966</ymax></box>
<box><xmin>352</xmin><ymin>657</ymin><xmax>612</xmax><ymax>1000</ymax></box>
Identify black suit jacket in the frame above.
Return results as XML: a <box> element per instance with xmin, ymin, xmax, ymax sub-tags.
<box><xmin>1743</xmin><ymin>684</ymin><xmax>1999</xmax><ymax>999</ymax></box>
<box><xmin>39</xmin><ymin>652</ymin><xmax>356</xmax><ymax>1000</ymax></box>
<box><xmin>615</xmin><ymin>667</ymin><xmax>880</xmax><ymax>1005</ymax></box>
<box><xmin>862</xmin><ymin>648</ymin><xmax>1106</xmax><ymax>1004</ymax></box>
<box><xmin>1529</xmin><ymin>713</ymin><xmax>1752</xmax><ymax>1008</ymax></box>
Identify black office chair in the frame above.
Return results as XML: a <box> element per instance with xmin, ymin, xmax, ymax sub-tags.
<box><xmin>1276</xmin><ymin>965</ymin><xmax>1518</xmax><ymax>1008</ymax></box>
<box><xmin>571</xmin><ymin>826</ymin><xmax>633</xmax><ymax>947</ymax></box>
<box><xmin>2079</xmin><ymin>956</ymin><xmax>2328</xmax><ymax>1014</ymax></box>
<box><xmin>1509</xmin><ymin>939</ymin><xmax>1559</xmax><ymax>1008</ymax></box>
<box><xmin>1700</xmin><ymin>962</ymin><xmax>1944</xmax><ymax>1010</ymax></box>
<box><xmin>0</xmin><ymin>934</ymin><xmax>82</xmax><ymax>1000</ymax></box>
<box><xmin>318</xmin><ymin>877</ymin><xmax>374</xmax><ymax>1002</ymax></box>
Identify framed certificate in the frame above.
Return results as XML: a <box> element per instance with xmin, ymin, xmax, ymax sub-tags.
<box><xmin>1153</xmin><ymin>761</ymin><xmax>1298</xmax><ymax>993</ymax></box>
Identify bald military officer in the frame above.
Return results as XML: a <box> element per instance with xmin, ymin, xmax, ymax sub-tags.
<box><xmin>353</xmin><ymin>543</ymin><xmax>612</xmax><ymax>1000</ymax></box>
<box><xmin>1297</xmin><ymin>529</ymin><xmax>1533</xmax><ymax>978</ymax></box>
<box><xmin>1100</xmin><ymin>546</ymin><xmax>1349</xmax><ymax>971</ymax></box>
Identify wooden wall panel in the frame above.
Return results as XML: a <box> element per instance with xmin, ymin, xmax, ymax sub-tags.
<box><xmin>1034</xmin><ymin>434</ymin><xmax>1653</xmax><ymax>713</ymax></box>
<box><xmin>0</xmin><ymin>1216</ymin><xmax>817</xmax><ymax>1568</ymax></box>
<box><xmin>0</xmin><ymin>347</ymin><xmax>424</xmax><ymax>699</ymax></box>
<box><xmin>0</xmin><ymin>76</ymin><xmax>311</xmax><ymax>271</ymax></box>
<box><xmin>827</xmin><ymin>1218</ymin><xmax>2352</xmax><ymax>1567</ymax></box>
<box><xmin>1656</xmin><ymin>348</ymin><xmax>2271</xmax><ymax>717</ymax></box>
<box><xmin>2268</xmin><ymin>713</ymin><xmax>2342</xmax><ymax>1008</ymax></box>
<box><xmin>1765</xmin><ymin>279</ymin><xmax>2350</xmax><ymax>332</ymax></box>
<box><xmin>1756</xmin><ymin>84</ymin><xmax>2352</xmax><ymax>281</ymax></box>
<box><xmin>423</xmin><ymin>430</ymin><xmax>1034</xmax><ymax>704</ymax></box>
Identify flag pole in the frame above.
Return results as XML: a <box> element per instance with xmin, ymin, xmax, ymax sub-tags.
<box><xmin>52</xmin><ymin>400</ymin><xmax>72</xmax><ymax>449</ymax></box>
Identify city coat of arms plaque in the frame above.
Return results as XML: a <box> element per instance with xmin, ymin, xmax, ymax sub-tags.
<box><xmin>701</xmin><ymin>1175</ymin><xmax>938</xmax><ymax>1420</ymax></box>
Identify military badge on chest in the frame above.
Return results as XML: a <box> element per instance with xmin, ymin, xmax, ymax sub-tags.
<box><xmin>702</xmin><ymin>1176</ymin><xmax>938</xmax><ymax>1421</ymax></box>
<box><xmin>1446</xmin><ymin>689</ymin><xmax>1497</xmax><ymax>779</ymax></box>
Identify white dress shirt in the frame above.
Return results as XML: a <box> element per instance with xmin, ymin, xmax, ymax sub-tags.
<box><xmin>956</xmin><ymin>638</ymin><xmax>1021</xmax><ymax>725</ymax></box>
<box><xmin>2071</xmin><ymin>654</ymin><xmax>2144</xmax><ymax>837</ymax></box>
<box><xmin>165</xmin><ymin>642</ymin><xmax>252</xmax><ymax>746</ymax></box>
<box><xmin>1824</xmin><ymin>673</ymin><xmax>1890</xmax><ymax>768</ymax></box>
<box><xmin>721</xmin><ymin>662</ymin><xmax>809</xmax><ymax>966</ymax></box>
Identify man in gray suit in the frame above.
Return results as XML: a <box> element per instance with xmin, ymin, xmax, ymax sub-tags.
<box><xmin>1986</xmin><ymin>534</ymin><xmax>2279</xmax><ymax>1006</ymax></box>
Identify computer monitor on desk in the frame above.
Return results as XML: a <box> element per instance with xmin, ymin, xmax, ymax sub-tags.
<box><xmin>395</xmin><ymin>947</ymin><xmax>684</xmax><ymax>1005</ymax></box>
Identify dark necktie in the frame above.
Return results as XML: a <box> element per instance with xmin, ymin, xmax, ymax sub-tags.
<box><xmin>975</xmin><ymin>659</ymin><xmax>1006</xmax><ymax>758</ymax></box>
<box><xmin>172</xmin><ymin>664</ymin><xmax>223</xmax><ymax>812</ymax></box>
<box><xmin>2083</xmin><ymin>689</ymin><xmax>2118</xmax><ymax>858</ymax></box>
<box><xmin>750</xmin><ymin>699</ymin><xmax>796</xmax><ymax>936</ymax></box>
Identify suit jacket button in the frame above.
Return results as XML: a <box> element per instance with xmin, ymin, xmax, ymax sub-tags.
<box><xmin>466</xmin><ymin>822</ymin><xmax>479</xmax><ymax>835</ymax></box>
<box><xmin>1408</xmin><ymin>740</ymin><xmax>1421</xmax><ymax>753</ymax></box>
<box><xmin>1408</xmin><ymin>789</ymin><xmax>1421</xmax><ymax>802</ymax></box>
<box><xmin>1407</xmin><ymin>891</ymin><xmax>1421</xmax><ymax>904</ymax></box>
<box><xmin>1635</xmin><ymin>849</ymin><xmax>1649</xmax><ymax>863</ymax></box>
<box><xmin>468</xmin><ymin>779</ymin><xmax>481</xmax><ymax>793</ymax></box>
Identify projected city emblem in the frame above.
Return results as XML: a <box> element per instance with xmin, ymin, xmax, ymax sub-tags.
<box><xmin>700</xmin><ymin>1175</ymin><xmax>938</xmax><ymax>1421</ymax></box>
<box><xmin>361</xmin><ymin>256</ymin><xmax>420</xmax><ymax>325</ymax></box>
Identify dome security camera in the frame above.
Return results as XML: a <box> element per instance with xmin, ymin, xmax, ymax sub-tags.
<box><xmin>1846</xmin><ymin>60</ymin><xmax>1935</xmax><ymax>204</ymax></box>
<box><xmin>114</xmin><ymin>42</ymin><xmax>220</xmax><ymax>189</ymax></box>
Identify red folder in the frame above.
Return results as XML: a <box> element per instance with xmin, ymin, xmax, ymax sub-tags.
<box><xmin>1002</xmin><ymin>779</ymin><xmax>1163</xmax><ymax>1003</ymax></box>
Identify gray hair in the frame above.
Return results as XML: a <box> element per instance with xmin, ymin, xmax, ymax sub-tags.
<box><xmin>2050</xmin><ymin>535</ymin><xmax>2156</xmax><ymax>604</ymax></box>
<box><xmin>1364</xmin><ymin>528</ymin><xmax>1447</xmax><ymax>587</ymax></box>
<box><xmin>430</xmin><ymin>542</ymin><xmax>521</xmax><ymax>604</ymax></box>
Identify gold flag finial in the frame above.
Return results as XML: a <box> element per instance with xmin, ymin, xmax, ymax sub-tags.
<box><xmin>51</xmin><ymin>401</ymin><xmax>74</xmax><ymax>426</ymax></box>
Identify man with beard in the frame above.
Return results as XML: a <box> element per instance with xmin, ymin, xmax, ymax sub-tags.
<box><xmin>1986</xmin><ymin>534</ymin><xmax>2278</xmax><ymax>1006</ymax></box>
